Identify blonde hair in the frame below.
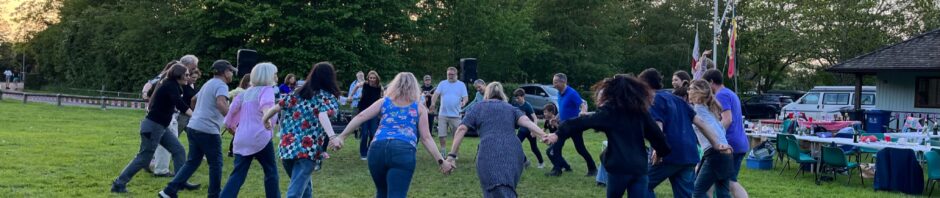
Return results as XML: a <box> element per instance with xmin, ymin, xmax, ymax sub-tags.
<box><xmin>484</xmin><ymin>82</ymin><xmax>508</xmax><ymax>102</ymax></box>
<box><xmin>251</xmin><ymin>62</ymin><xmax>278</xmax><ymax>86</ymax></box>
<box><xmin>385</xmin><ymin>72</ymin><xmax>421</xmax><ymax>102</ymax></box>
<box><xmin>690</xmin><ymin>80</ymin><xmax>723</xmax><ymax>117</ymax></box>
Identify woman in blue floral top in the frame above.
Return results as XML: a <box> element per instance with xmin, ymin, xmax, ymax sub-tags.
<box><xmin>263</xmin><ymin>62</ymin><xmax>340</xmax><ymax>198</ymax></box>
<box><xmin>330</xmin><ymin>72</ymin><xmax>455</xmax><ymax>198</ymax></box>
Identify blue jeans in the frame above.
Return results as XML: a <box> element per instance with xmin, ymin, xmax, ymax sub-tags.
<box><xmin>163</xmin><ymin>129</ymin><xmax>224</xmax><ymax>198</ymax></box>
<box><xmin>693</xmin><ymin>149</ymin><xmax>732</xmax><ymax>198</ymax></box>
<box><xmin>608</xmin><ymin>173</ymin><xmax>648</xmax><ymax>198</ymax></box>
<box><xmin>282</xmin><ymin>158</ymin><xmax>315</xmax><ymax>198</ymax></box>
<box><xmin>220</xmin><ymin>142</ymin><xmax>280</xmax><ymax>198</ymax></box>
<box><xmin>646</xmin><ymin>164</ymin><xmax>695</xmax><ymax>198</ymax></box>
<box><xmin>368</xmin><ymin>139</ymin><xmax>417</xmax><ymax>198</ymax></box>
<box><xmin>360</xmin><ymin>117</ymin><xmax>380</xmax><ymax>158</ymax></box>
<box><xmin>596</xmin><ymin>164</ymin><xmax>609</xmax><ymax>184</ymax></box>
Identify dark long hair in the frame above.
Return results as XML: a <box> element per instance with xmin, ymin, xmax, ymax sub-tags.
<box><xmin>672</xmin><ymin>70</ymin><xmax>692</xmax><ymax>101</ymax></box>
<box><xmin>297</xmin><ymin>62</ymin><xmax>340</xmax><ymax>99</ymax></box>
<box><xmin>638</xmin><ymin>68</ymin><xmax>663</xmax><ymax>90</ymax></box>
<box><xmin>593</xmin><ymin>74</ymin><xmax>653</xmax><ymax>113</ymax></box>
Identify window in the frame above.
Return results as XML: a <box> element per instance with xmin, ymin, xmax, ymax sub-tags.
<box><xmin>915</xmin><ymin>77</ymin><xmax>940</xmax><ymax>108</ymax></box>
<box><xmin>542</xmin><ymin>86</ymin><xmax>559</xmax><ymax>97</ymax></box>
<box><xmin>759</xmin><ymin>96</ymin><xmax>777</xmax><ymax>103</ymax></box>
<box><xmin>522</xmin><ymin>87</ymin><xmax>537</xmax><ymax>95</ymax></box>
<box><xmin>861</xmin><ymin>94</ymin><xmax>875</xmax><ymax>105</ymax></box>
<box><xmin>823</xmin><ymin>93</ymin><xmax>850</xmax><ymax>105</ymax></box>
<box><xmin>745</xmin><ymin>97</ymin><xmax>763</xmax><ymax>105</ymax></box>
<box><xmin>799</xmin><ymin>93</ymin><xmax>820</xmax><ymax>105</ymax></box>
<box><xmin>536</xmin><ymin>88</ymin><xmax>549</xmax><ymax>96</ymax></box>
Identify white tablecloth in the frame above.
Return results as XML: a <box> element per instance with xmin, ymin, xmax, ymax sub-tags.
<box><xmin>884</xmin><ymin>132</ymin><xmax>940</xmax><ymax>139</ymax></box>
<box><xmin>746</xmin><ymin>133</ymin><xmax>939</xmax><ymax>152</ymax></box>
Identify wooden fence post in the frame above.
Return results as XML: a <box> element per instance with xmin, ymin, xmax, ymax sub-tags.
<box><xmin>57</xmin><ymin>94</ymin><xmax>63</xmax><ymax>107</ymax></box>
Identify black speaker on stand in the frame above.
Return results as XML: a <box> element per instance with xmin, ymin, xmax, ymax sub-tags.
<box><xmin>459</xmin><ymin>58</ymin><xmax>479</xmax><ymax>137</ymax></box>
<box><xmin>237</xmin><ymin>49</ymin><xmax>259</xmax><ymax>77</ymax></box>
<box><xmin>460</xmin><ymin>58</ymin><xmax>478</xmax><ymax>83</ymax></box>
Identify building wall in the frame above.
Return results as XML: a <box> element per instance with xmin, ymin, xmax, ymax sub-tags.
<box><xmin>876</xmin><ymin>71</ymin><xmax>940</xmax><ymax>113</ymax></box>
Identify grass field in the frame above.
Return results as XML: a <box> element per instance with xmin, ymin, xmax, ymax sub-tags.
<box><xmin>0</xmin><ymin>99</ymin><xmax>918</xmax><ymax>197</ymax></box>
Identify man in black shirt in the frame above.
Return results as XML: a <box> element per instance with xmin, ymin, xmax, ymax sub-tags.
<box><xmin>421</xmin><ymin>75</ymin><xmax>436</xmax><ymax>134</ymax></box>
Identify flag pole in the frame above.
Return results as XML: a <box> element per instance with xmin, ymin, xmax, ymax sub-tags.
<box><xmin>712</xmin><ymin>0</ymin><xmax>719</xmax><ymax>72</ymax></box>
<box><xmin>732</xmin><ymin>0</ymin><xmax>738</xmax><ymax>92</ymax></box>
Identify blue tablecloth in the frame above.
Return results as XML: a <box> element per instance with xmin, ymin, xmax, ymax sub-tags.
<box><xmin>874</xmin><ymin>148</ymin><xmax>924</xmax><ymax>195</ymax></box>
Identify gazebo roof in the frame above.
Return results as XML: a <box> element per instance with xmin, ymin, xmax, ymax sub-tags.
<box><xmin>828</xmin><ymin>29</ymin><xmax>940</xmax><ymax>74</ymax></box>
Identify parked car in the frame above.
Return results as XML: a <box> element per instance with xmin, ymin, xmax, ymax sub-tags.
<box><xmin>519</xmin><ymin>84</ymin><xmax>587</xmax><ymax>116</ymax></box>
<box><xmin>780</xmin><ymin>86</ymin><xmax>876</xmax><ymax>120</ymax></box>
<box><xmin>743</xmin><ymin>94</ymin><xmax>793</xmax><ymax>119</ymax></box>
<box><xmin>765</xmin><ymin>90</ymin><xmax>806</xmax><ymax>102</ymax></box>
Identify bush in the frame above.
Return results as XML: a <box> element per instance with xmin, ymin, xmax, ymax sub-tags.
<box><xmin>24</xmin><ymin>74</ymin><xmax>46</xmax><ymax>90</ymax></box>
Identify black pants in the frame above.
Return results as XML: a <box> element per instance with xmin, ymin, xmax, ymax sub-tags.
<box><xmin>517</xmin><ymin>128</ymin><xmax>544</xmax><ymax>164</ymax></box>
<box><xmin>547</xmin><ymin>131</ymin><xmax>596</xmax><ymax>172</ymax></box>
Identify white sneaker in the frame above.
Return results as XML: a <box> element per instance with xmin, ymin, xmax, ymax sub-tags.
<box><xmin>360</xmin><ymin>157</ymin><xmax>367</xmax><ymax>161</ymax></box>
<box><xmin>538</xmin><ymin>163</ymin><xmax>545</xmax><ymax>169</ymax></box>
<box><xmin>158</xmin><ymin>190</ymin><xmax>173</xmax><ymax>198</ymax></box>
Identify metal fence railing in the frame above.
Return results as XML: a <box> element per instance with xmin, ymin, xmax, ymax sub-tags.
<box><xmin>0</xmin><ymin>90</ymin><xmax>148</xmax><ymax>110</ymax></box>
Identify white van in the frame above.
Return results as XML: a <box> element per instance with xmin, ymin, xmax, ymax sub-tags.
<box><xmin>780</xmin><ymin>86</ymin><xmax>876</xmax><ymax>120</ymax></box>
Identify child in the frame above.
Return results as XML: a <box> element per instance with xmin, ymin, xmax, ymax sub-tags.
<box><xmin>543</xmin><ymin>103</ymin><xmax>559</xmax><ymax>134</ymax></box>
<box><xmin>689</xmin><ymin>80</ymin><xmax>734</xmax><ymax>198</ymax></box>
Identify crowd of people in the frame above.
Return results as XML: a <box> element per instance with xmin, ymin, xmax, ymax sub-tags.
<box><xmin>109</xmin><ymin>54</ymin><xmax>750</xmax><ymax>198</ymax></box>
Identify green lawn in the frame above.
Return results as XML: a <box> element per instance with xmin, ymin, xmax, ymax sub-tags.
<box><xmin>0</xmin><ymin>99</ymin><xmax>917</xmax><ymax>197</ymax></box>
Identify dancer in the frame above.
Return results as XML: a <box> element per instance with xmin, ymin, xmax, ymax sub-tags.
<box><xmin>545</xmin><ymin>73</ymin><xmax>596</xmax><ymax>177</ymax></box>
<box><xmin>112</xmin><ymin>62</ymin><xmax>192</xmax><ymax>193</ymax></box>
<box><xmin>448</xmin><ymin>82</ymin><xmax>547</xmax><ymax>197</ymax></box>
<box><xmin>219</xmin><ymin>63</ymin><xmax>281</xmax><ymax>198</ymax></box>
<box><xmin>544</xmin><ymin>75</ymin><xmax>671</xmax><ymax>198</ymax></box>
<box><xmin>331</xmin><ymin>72</ymin><xmax>455</xmax><ymax>198</ymax></box>
<box><xmin>159</xmin><ymin>60</ymin><xmax>237</xmax><ymax>198</ymax></box>
<box><xmin>511</xmin><ymin>88</ymin><xmax>544</xmax><ymax>168</ymax></box>
<box><xmin>262</xmin><ymin>62</ymin><xmax>341</xmax><ymax>198</ymax></box>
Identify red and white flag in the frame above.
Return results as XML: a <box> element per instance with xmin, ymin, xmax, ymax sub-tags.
<box><xmin>727</xmin><ymin>19</ymin><xmax>737</xmax><ymax>78</ymax></box>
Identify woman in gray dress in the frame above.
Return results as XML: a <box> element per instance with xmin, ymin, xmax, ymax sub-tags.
<box><xmin>447</xmin><ymin>82</ymin><xmax>547</xmax><ymax>198</ymax></box>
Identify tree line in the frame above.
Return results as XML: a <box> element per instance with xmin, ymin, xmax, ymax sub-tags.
<box><xmin>9</xmin><ymin>0</ymin><xmax>940</xmax><ymax>93</ymax></box>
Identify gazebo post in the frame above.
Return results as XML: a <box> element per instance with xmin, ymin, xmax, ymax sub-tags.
<box><xmin>854</xmin><ymin>73</ymin><xmax>864</xmax><ymax>128</ymax></box>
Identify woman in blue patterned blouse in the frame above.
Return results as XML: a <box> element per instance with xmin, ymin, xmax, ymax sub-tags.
<box><xmin>331</xmin><ymin>72</ymin><xmax>455</xmax><ymax>198</ymax></box>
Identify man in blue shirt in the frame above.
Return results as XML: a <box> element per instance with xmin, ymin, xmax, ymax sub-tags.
<box><xmin>462</xmin><ymin>79</ymin><xmax>486</xmax><ymax>112</ymax></box>
<box><xmin>346</xmin><ymin>71</ymin><xmax>364</xmax><ymax>138</ymax></box>
<box><xmin>703</xmin><ymin>69</ymin><xmax>749</xmax><ymax>197</ymax></box>
<box><xmin>546</xmin><ymin>73</ymin><xmax>596</xmax><ymax>177</ymax></box>
<box><xmin>640</xmin><ymin>68</ymin><xmax>699</xmax><ymax>198</ymax></box>
<box><xmin>346</xmin><ymin>71</ymin><xmax>364</xmax><ymax>108</ymax></box>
